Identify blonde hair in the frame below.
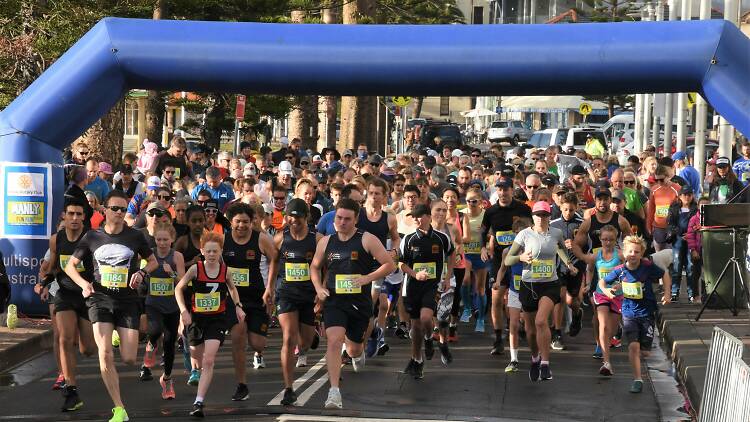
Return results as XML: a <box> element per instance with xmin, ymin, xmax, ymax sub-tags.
<box><xmin>153</xmin><ymin>222</ymin><xmax>177</xmax><ymax>241</ymax></box>
<box><xmin>294</xmin><ymin>178</ymin><xmax>314</xmax><ymax>194</ymax></box>
<box><xmin>623</xmin><ymin>235</ymin><xmax>646</xmax><ymax>252</ymax></box>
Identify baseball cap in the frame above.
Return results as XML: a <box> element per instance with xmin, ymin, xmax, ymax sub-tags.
<box><xmin>279</xmin><ymin>160</ymin><xmax>294</xmax><ymax>176</ymax></box>
<box><xmin>531</xmin><ymin>201</ymin><xmax>552</xmax><ymax>215</ymax></box>
<box><xmin>594</xmin><ymin>181</ymin><xmax>612</xmax><ymax>197</ymax></box>
<box><xmin>343</xmin><ymin>149</ymin><xmax>353</xmax><ymax>157</ymax></box>
<box><xmin>314</xmin><ymin>171</ymin><xmax>327</xmax><ymax>183</ymax></box>
<box><xmin>98</xmin><ymin>162</ymin><xmax>113</xmax><ymax>175</ymax></box>
<box><xmin>203</xmin><ymin>200</ymin><xmax>219</xmax><ymax>211</ymax></box>
<box><xmin>495</xmin><ymin>177</ymin><xmax>513</xmax><ymax>189</ymax></box>
<box><xmin>672</xmin><ymin>151</ymin><xmax>687</xmax><ymax>161</ymax></box>
<box><xmin>239</xmin><ymin>141</ymin><xmax>252</xmax><ymax>150</ymax></box>
<box><xmin>480</xmin><ymin>158</ymin><xmax>493</xmax><ymax>168</ymax></box>
<box><xmin>243</xmin><ymin>162</ymin><xmax>257</xmax><ymax>176</ymax></box>
<box><xmin>146</xmin><ymin>202</ymin><xmax>167</xmax><ymax>213</ymax></box>
<box><xmin>407</xmin><ymin>204</ymin><xmax>431</xmax><ymax>218</ymax></box>
<box><xmin>716</xmin><ymin>157</ymin><xmax>730</xmax><ymax>167</ymax></box>
<box><xmin>447</xmin><ymin>175</ymin><xmax>458</xmax><ymax>187</ymax></box>
<box><xmin>279</xmin><ymin>136</ymin><xmax>289</xmax><ymax>146</ymax></box>
<box><xmin>541</xmin><ymin>174</ymin><xmax>557</xmax><ymax>187</ymax></box>
<box><xmin>285</xmin><ymin>198</ymin><xmax>309</xmax><ymax>217</ymax></box>
<box><xmin>262</xmin><ymin>203</ymin><xmax>274</xmax><ymax>216</ymax></box>
<box><xmin>552</xmin><ymin>184</ymin><xmax>568</xmax><ymax>195</ymax></box>
<box><xmin>611</xmin><ymin>189</ymin><xmax>626</xmax><ymax>202</ymax></box>
<box><xmin>571</xmin><ymin>164</ymin><xmax>587</xmax><ymax>176</ymax></box>
<box><xmin>451</xmin><ymin>149</ymin><xmax>463</xmax><ymax>158</ymax></box>
<box><xmin>312</xmin><ymin>154</ymin><xmax>323</xmax><ymax>164</ymax></box>
<box><xmin>426</xmin><ymin>149</ymin><xmax>439</xmax><ymax>158</ymax></box>
<box><xmin>147</xmin><ymin>176</ymin><xmax>161</xmax><ymax>189</ymax></box>
<box><xmin>680</xmin><ymin>185</ymin><xmax>694</xmax><ymax>195</ymax></box>
<box><xmin>368</xmin><ymin>154</ymin><xmax>383</xmax><ymax>166</ymax></box>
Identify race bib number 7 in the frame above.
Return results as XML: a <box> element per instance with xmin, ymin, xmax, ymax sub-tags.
<box><xmin>622</xmin><ymin>282</ymin><xmax>644</xmax><ymax>299</ymax></box>
<box><xmin>100</xmin><ymin>265</ymin><xmax>128</xmax><ymax>288</ymax></box>
<box><xmin>530</xmin><ymin>259</ymin><xmax>554</xmax><ymax>279</ymax></box>
<box><xmin>335</xmin><ymin>274</ymin><xmax>362</xmax><ymax>294</ymax></box>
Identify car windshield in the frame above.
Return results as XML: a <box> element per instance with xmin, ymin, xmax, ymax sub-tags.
<box><xmin>573</xmin><ymin>131</ymin><xmax>605</xmax><ymax>146</ymax></box>
<box><xmin>490</xmin><ymin>121</ymin><xmax>508</xmax><ymax>128</ymax></box>
<box><xmin>528</xmin><ymin>132</ymin><xmax>551</xmax><ymax>147</ymax></box>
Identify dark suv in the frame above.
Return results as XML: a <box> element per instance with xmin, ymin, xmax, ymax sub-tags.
<box><xmin>419</xmin><ymin>123</ymin><xmax>464</xmax><ymax>150</ymax></box>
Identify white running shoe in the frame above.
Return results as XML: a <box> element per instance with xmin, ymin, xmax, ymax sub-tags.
<box><xmin>351</xmin><ymin>352</ymin><xmax>365</xmax><ymax>372</ymax></box>
<box><xmin>253</xmin><ymin>353</ymin><xmax>266</xmax><ymax>369</ymax></box>
<box><xmin>324</xmin><ymin>387</ymin><xmax>342</xmax><ymax>409</ymax></box>
<box><xmin>296</xmin><ymin>352</ymin><xmax>308</xmax><ymax>368</ymax></box>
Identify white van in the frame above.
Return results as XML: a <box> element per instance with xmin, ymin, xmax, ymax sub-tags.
<box><xmin>601</xmin><ymin>113</ymin><xmax>635</xmax><ymax>151</ymax></box>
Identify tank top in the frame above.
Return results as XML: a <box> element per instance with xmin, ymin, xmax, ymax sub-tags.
<box><xmin>324</xmin><ymin>230</ymin><xmax>375</xmax><ymax>303</ymax></box>
<box><xmin>277</xmin><ymin>229</ymin><xmax>317</xmax><ymax>302</ymax></box>
<box><xmin>595</xmin><ymin>249</ymin><xmax>622</xmax><ymax>295</ymax></box>
<box><xmin>145</xmin><ymin>249</ymin><xmax>180</xmax><ymax>313</ymax></box>
<box><xmin>222</xmin><ymin>230</ymin><xmax>264</xmax><ymax>305</ymax></box>
<box><xmin>357</xmin><ymin>209</ymin><xmax>389</xmax><ymax>247</ymax></box>
<box><xmin>191</xmin><ymin>261</ymin><xmax>228</xmax><ymax>315</ymax></box>
<box><xmin>588</xmin><ymin>211</ymin><xmax>621</xmax><ymax>254</ymax></box>
<box><xmin>450</xmin><ymin>212</ymin><xmax>466</xmax><ymax>269</ymax></box>
<box><xmin>182</xmin><ymin>234</ymin><xmax>201</xmax><ymax>264</ymax></box>
<box><xmin>509</xmin><ymin>262</ymin><xmax>523</xmax><ymax>293</ymax></box>
<box><xmin>55</xmin><ymin>229</ymin><xmax>90</xmax><ymax>292</ymax></box>
<box><xmin>462</xmin><ymin>209</ymin><xmax>484</xmax><ymax>255</ymax></box>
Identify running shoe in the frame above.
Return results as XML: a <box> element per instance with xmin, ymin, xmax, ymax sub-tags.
<box><xmin>52</xmin><ymin>373</ymin><xmax>65</xmax><ymax>390</ymax></box>
<box><xmin>376</xmin><ymin>332</ymin><xmax>390</xmax><ymax>356</ymax></box>
<box><xmin>460</xmin><ymin>307</ymin><xmax>471</xmax><ymax>323</ymax></box>
<box><xmin>111</xmin><ymin>330</ymin><xmax>120</xmax><ymax>348</ymax></box>
<box><xmin>551</xmin><ymin>335</ymin><xmax>565</xmax><ymax>351</ymax></box>
<box><xmin>365</xmin><ymin>328</ymin><xmax>379</xmax><ymax>358</ymax></box>
<box><xmin>505</xmin><ymin>361</ymin><xmax>519</xmax><ymax>373</ymax></box>
<box><xmin>610</xmin><ymin>337</ymin><xmax>622</xmax><ymax>348</ymax></box>
<box><xmin>448</xmin><ymin>325</ymin><xmax>458</xmax><ymax>342</ymax></box>
<box><xmin>109</xmin><ymin>406</ymin><xmax>128</xmax><ymax>422</ymax></box>
<box><xmin>569</xmin><ymin>308</ymin><xmax>583</xmax><ymax>337</ymax></box>
<box><xmin>187</xmin><ymin>369</ymin><xmax>200</xmax><ymax>386</ymax></box>
<box><xmin>474</xmin><ymin>318</ymin><xmax>485</xmax><ymax>333</ymax></box>
<box><xmin>310</xmin><ymin>332</ymin><xmax>320</xmax><ymax>350</ymax></box>
<box><xmin>281</xmin><ymin>387</ymin><xmax>297</xmax><ymax>406</ymax></box>
<box><xmin>490</xmin><ymin>339</ymin><xmax>505</xmax><ymax>355</ymax></box>
<box><xmin>5</xmin><ymin>304</ymin><xmax>17</xmax><ymax>330</ymax></box>
<box><xmin>231</xmin><ymin>383</ymin><xmax>249</xmax><ymax>401</ymax></box>
<box><xmin>351</xmin><ymin>352</ymin><xmax>365</xmax><ymax>372</ymax></box>
<box><xmin>629</xmin><ymin>380</ymin><xmax>643</xmax><ymax>393</ymax></box>
<box><xmin>670</xmin><ymin>294</ymin><xmax>679</xmax><ymax>304</ymax></box>
<box><xmin>439</xmin><ymin>343</ymin><xmax>453</xmax><ymax>365</ymax></box>
<box><xmin>253</xmin><ymin>353</ymin><xmax>266</xmax><ymax>369</ymax></box>
<box><xmin>402</xmin><ymin>359</ymin><xmax>416</xmax><ymax>376</ymax></box>
<box><xmin>395</xmin><ymin>323</ymin><xmax>409</xmax><ymax>339</ymax></box>
<box><xmin>540</xmin><ymin>363</ymin><xmax>553</xmax><ymax>381</ymax></box>
<box><xmin>424</xmin><ymin>338</ymin><xmax>435</xmax><ymax>360</ymax></box>
<box><xmin>139</xmin><ymin>365</ymin><xmax>153</xmax><ymax>382</ymax></box>
<box><xmin>529</xmin><ymin>358</ymin><xmax>541</xmax><ymax>382</ymax></box>
<box><xmin>177</xmin><ymin>336</ymin><xmax>184</xmax><ymax>352</ymax></box>
<box><xmin>61</xmin><ymin>386</ymin><xmax>83</xmax><ymax>412</ymax></box>
<box><xmin>160</xmin><ymin>375</ymin><xmax>175</xmax><ymax>400</ymax></box>
<box><xmin>341</xmin><ymin>347</ymin><xmax>352</xmax><ymax>365</ymax></box>
<box><xmin>143</xmin><ymin>342</ymin><xmax>158</xmax><ymax>368</ymax></box>
<box><xmin>413</xmin><ymin>360</ymin><xmax>424</xmax><ymax>379</ymax></box>
<box><xmin>190</xmin><ymin>401</ymin><xmax>204</xmax><ymax>417</ymax></box>
<box><xmin>599</xmin><ymin>361</ymin><xmax>614</xmax><ymax>376</ymax></box>
<box><xmin>324</xmin><ymin>387</ymin><xmax>343</xmax><ymax>409</ymax></box>
<box><xmin>592</xmin><ymin>345</ymin><xmax>603</xmax><ymax>359</ymax></box>
<box><xmin>431</xmin><ymin>327</ymin><xmax>440</xmax><ymax>341</ymax></box>
<box><xmin>296</xmin><ymin>352</ymin><xmax>308</xmax><ymax>368</ymax></box>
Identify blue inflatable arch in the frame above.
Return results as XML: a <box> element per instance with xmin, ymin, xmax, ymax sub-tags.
<box><xmin>0</xmin><ymin>18</ymin><xmax>748</xmax><ymax>313</ymax></box>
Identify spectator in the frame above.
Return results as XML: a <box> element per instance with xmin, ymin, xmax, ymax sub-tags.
<box><xmin>190</xmin><ymin>166</ymin><xmax>235</xmax><ymax>211</ymax></box>
<box><xmin>136</xmin><ymin>139</ymin><xmax>160</xmax><ymax>175</ymax></box>
<box><xmin>672</xmin><ymin>151</ymin><xmax>702</xmax><ymax>196</ymax></box>
<box><xmin>150</xmin><ymin>136</ymin><xmax>190</xmax><ymax>179</ymax></box>
<box><xmin>113</xmin><ymin>164</ymin><xmax>144</xmax><ymax>199</ymax></box>
<box><xmin>708</xmin><ymin>157</ymin><xmax>744</xmax><ymax>204</ymax></box>
<box><xmin>125</xmin><ymin>175</ymin><xmax>162</xmax><ymax>226</ymax></box>
<box><xmin>271</xmin><ymin>136</ymin><xmax>290</xmax><ymax>165</ymax></box>
<box><xmin>84</xmin><ymin>158</ymin><xmax>111</xmax><ymax>203</ymax></box>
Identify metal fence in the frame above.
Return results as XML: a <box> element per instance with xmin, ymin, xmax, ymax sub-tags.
<box><xmin>698</xmin><ymin>327</ymin><xmax>746</xmax><ymax>422</ymax></box>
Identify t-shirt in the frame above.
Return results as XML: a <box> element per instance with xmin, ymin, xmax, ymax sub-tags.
<box><xmin>732</xmin><ymin>156</ymin><xmax>750</xmax><ymax>186</ymax></box>
<box><xmin>153</xmin><ymin>151</ymin><xmax>190</xmax><ymax>179</ymax></box>
<box><xmin>604</xmin><ymin>259</ymin><xmax>664</xmax><ymax>318</ymax></box>
<box><xmin>317</xmin><ymin>211</ymin><xmax>336</xmax><ymax>236</ymax></box>
<box><xmin>481</xmin><ymin>200</ymin><xmax>532</xmax><ymax>255</ymax></box>
<box><xmin>513</xmin><ymin>227</ymin><xmax>564</xmax><ymax>283</ymax></box>
<box><xmin>622</xmin><ymin>187</ymin><xmax>643</xmax><ymax>213</ymax></box>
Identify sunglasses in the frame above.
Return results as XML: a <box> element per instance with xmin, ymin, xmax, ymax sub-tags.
<box><xmin>526</xmin><ymin>185</ymin><xmax>540</xmax><ymax>189</ymax></box>
<box><xmin>79</xmin><ymin>151</ymin><xmax>89</xmax><ymax>156</ymax></box>
<box><xmin>471</xmin><ymin>154</ymin><xmax>480</xmax><ymax>157</ymax></box>
<box><xmin>467</xmin><ymin>199</ymin><xmax>479</xmax><ymax>204</ymax></box>
<box><xmin>655</xmin><ymin>177</ymin><xmax>665</xmax><ymax>182</ymax></box>
<box><xmin>164</xmin><ymin>170</ymin><xmax>175</xmax><ymax>174</ymax></box>
<box><xmin>204</xmin><ymin>209</ymin><xmax>218</xmax><ymax>215</ymax></box>
<box><xmin>285</xmin><ymin>156</ymin><xmax>294</xmax><ymax>160</ymax></box>
<box><xmin>107</xmin><ymin>206</ymin><xmax>127</xmax><ymax>213</ymax></box>
<box><xmin>273</xmin><ymin>197</ymin><xmax>286</xmax><ymax>201</ymax></box>
<box><xmin>147</xmin><ymin>210</ymin><xmax>166</xmax><ymax>218</ymax></box>
<box><xmin>158</xmin><ymin>195</ymin><xmax>172</xmax><ymax>200</ymax></box>
<box><xmin>624</xmin><ymin>180</ymin><xmax>635</xmax><ymax>185</ymax></box>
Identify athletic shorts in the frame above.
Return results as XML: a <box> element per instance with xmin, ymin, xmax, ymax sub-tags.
<box><xmin>276</xmin><ymin>296</ymin><xmax>315</xmax><ymax>326</ymax></box>
<box><xmin>186</xmin><ymin>315</ymin><xmax>227</xmax><ymax>346</ymax></box>
<box><xmin>226</xmin><ymin>301</ymin><xmax>269</xmax><ymax>337</ymax></box>
<box><xmin>592</xmin><ymin>292</ymin><xmax>623</xmax><ymax>314</ymax></box>
<box><xmin>622</xmin><ymin>315</ymin><xmax>655</xmax><ymax>350</ymax></box>
<box><xmin>383</xmin><ymin>282</ymin><xmax>402</xmax><ymax>304</ymax></box>
<box><xmin>518</xmin><ymin>280</ymin><xmax>561</xmax><ymax>313</ymax></box>
<box><xmin>323</xmin><ymin>300</ymin><xmax>371</xmax><ymax>343</ymax></box>
<box><xmin>560</xmin><ymin>271</ymin><xmax>584</xmax><ymax>297</ymax></box>
<box><xmin>53</xmin><ymin>288</ymin><xmax>89</xmax><ymax>320</ymax></box>
<box><xmin>466</xmin><ymin>254</ymin><xmax>489</xmax><ymax>271</ymax></box>
<box><xmin>507</xmin><ymin>290</ymin><xmax>522</xmax><ymax>310</ymax></box>
<box><xmin>404</xmin><ymin>281</ymin><xmax>438</xmax><ymax>320</ymax></box>
<box><xmin>86</xmin><ymin>293</ymin><xmax>140</xmax><ymax>329</ymax></box>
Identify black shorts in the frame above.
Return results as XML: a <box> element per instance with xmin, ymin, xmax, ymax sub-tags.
<box><xmin>226</xmin><ymin>301</ymin><xmax>269</xmax><ymax>337</ymax></box>
<box><xmin>519</xmin><ymin>280</ymin><xmax>561</xmax><ymax>313</ymax></box>
<box><xmin>186</xmin><ymin>315</ymin><xmax>227</xmax><ymax>346</ymax></box>
<box><xmin>622</xmin><ymin>315</ymin><xmax>655</xmax><ymax>350</ymax></box>
<box><xmin>276</xmin><ymin>296</ymin><xmax>315</xmax><ymax>326</ymax></box>
<box><xmin>404</xmin><ymin>281</ymin><xmax>438</xmax><ymax>320</ymax></box>
<box><xmin>323</xmin><ymin>299</ymin><xmax>371</xmax><ymax>343</ymax></box>
<box><xmin>86</xmin><ymin>293</ymin><xmax>140</xmax><ymax>329</ymax></box>
<box><xmin>560</xmin><ymin>272</ymin><xmax>583</xmax><ymax>297</ymax></box>
<box><xmin>53</xmin><ymin>288</ymin><xmax>89</xmax><ymax>320</ymax></box>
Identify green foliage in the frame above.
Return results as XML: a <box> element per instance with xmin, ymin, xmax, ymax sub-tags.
<box><xmin>376</xmin><ymin>0</ymin><xmax>464</xmax><ymax>24</ymax></box>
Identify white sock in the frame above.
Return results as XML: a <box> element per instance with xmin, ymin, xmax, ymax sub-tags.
<box><xmin>510</xmin><ymin>348</ymin><xmax>518</xmax><ymax>362</ymax></box>
<box><xmin>414</xmin><ymin>357</ymin><xmax>423</xmax><ymax>363</ymax></box>
<box><xmin>541</xmin><ymin>360</ymin><xmax>549</xmax><ymax>366</ymax></box>
<box><xmin>195</xmin><ymin>395</ymin><xmax>204</xmax><ymax>404</ymax></box>
<box><xmin>329</xmin><ymin>386</ymin><xmax>339</xmax><ymax>393</ymax></box>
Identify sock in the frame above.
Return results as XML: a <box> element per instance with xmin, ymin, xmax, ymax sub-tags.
<box><xmin>510</xmin><ymin>348</ymin><xmax>518</xmax><ymax>362</ymax></box>
<box><xmin>329</xmin><ymin>386</ymin><xmax>339</xmax><ymax>393</ymax></box>
<box><xmin>532</xmin><ymin>354</ymin><xmax>540</xmax><ymax>363</ymax></box>
<box><xmin>449</xmin><ymin>322</ymin><xmax>457</xmax><ymax>328</ymax></box>
<box><xmin>554</xmin><ymin>329</ymin><xmax>562</xmax><ymax>337</ymax></box>
<box><xmin>195</xmin><ymin>396</ymin><xmax>204</xmax><ymax>404</ymax></box>
<box><xmin>494</xmin><ymin>329</ymin><xmax>503</xmax><ymax>342</ymax></box>
<box><xmin>541</xmin><ymin>360</ymin><xmax>549</xmax><ymax>366</ymax></box>
<box><xmin>478</xmin><ymin>295</ymin><xmax>487</xmax><ymax>319</ymax></box>
<box><xmin>415</xmin><ymin>357</ymin><xmax>423</xmax><ymax>363</ymax></box>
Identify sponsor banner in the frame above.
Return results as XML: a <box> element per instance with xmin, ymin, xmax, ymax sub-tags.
<box><xmin>1</xmin><ymin>163</ymin><xmax>52</xmax><ymax>239</ymax></box>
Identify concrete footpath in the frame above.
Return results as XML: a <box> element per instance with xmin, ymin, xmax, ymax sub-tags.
<box><xmin>0</xmin><ymin>316</ymin><xmax>53</xmax><ymax>372</ymax></box>
<box><xmin>657</xmin><ymin>302</ymin><xmax>750</xmax><ymax>414</ymax></box>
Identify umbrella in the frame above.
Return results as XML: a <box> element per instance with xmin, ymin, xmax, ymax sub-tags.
<box><xmin>460</xmin><ymin>108</ymin><xmax>498</xmax><ymax>118</ymax></box>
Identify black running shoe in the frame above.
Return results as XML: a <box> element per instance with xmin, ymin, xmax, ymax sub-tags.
<box><xmin>569</xmin><ymin>308</ymin><xmax>583</xmax><ymax>337</ymax></box>
<box><xmin>490</xmin><ymin>339</ymin><xmax>505</xmax><ymax>355</ymax></box>
<box><xmin>439</xmin><ymin>343</ymin><xmax>453</xmax><ymax>365</ymax></box>
<box><xmin>402</xmin><ymin>359</ymin><xmax>416</xmax><ymax>376</ymax></box>
<box><xmin>413</xmin><ymin>360</ymin><xmax>424</xmax><ymax>379</ymax></box>
<box><xmin>280</xmin><ymin>387</ymin><xmax>297</xmax><ymax>406</ymax></box>
<box><xmin>395</xmin><ymin>324</ymin><xmax>409</xmax><ymax>339</ymax></box>
<box><xmin>529</xmin><ymin>359</ymin><xmax>541</xmax><ymax>382</ymax></box>
<box><xmin>190</xmin><ymin>401</ymin><xmax>204</xmax><ymax>418</ymax></box>
<box><xmin>424</xmin><ymin>338</ymin><xmax>435</xmax><ymax>360</ymax></box>
<box><xmin>139</xmin><ymin>365</ymin><xmax>153</xmax><ymax>381</ymax></box>
<box><xmin>61</xmin><ymin>386</ymin><xmax>83</xmax><ymax>412</ymax></box>
<box><xmin>231</xmin><ymin>383</ymin><xmax>249</xmax><ymax>401</ymax></box>
<box><xmin>540</xmin><ymin>363</ymin><xmax>553</xmax><ymax>380</ymax></box>
<box><xmin>310</xmin><ymin>332</ymin><xmax>320</xmax><ymax>350</ymax></box>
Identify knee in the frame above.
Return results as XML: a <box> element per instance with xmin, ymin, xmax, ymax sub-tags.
<box><xmin>420</xmin><ymin>316</ymin><xmax>432</xmax><ymax>327</ymax></box>
<box><xmin>203</xmin><ymin>354</ymin><xmax>216</xmax><ymax>369</ymax></box>
<box><xmin>60</xmin><ymin>333</ymin><xmax>75</xmax><ymax>348</ymax></box>
<box><xmin>122</xmin><ymin>356</ymin><xmax>137</xmax><ymax>366</ymax></box>
<box><xmin>99</xmin><ymin>348</ymin><xmax>115</xmax><ymax>365</ymax></box>
<box><xmin>534</xmin><ymin>318</ymin><xmax>547</xmax><ymax>330</ymax></box>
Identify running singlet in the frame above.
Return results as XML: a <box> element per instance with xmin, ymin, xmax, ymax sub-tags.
<box><xmin>462</xmin><ymin>209</ymin><xmax>484</xmax><ymax>255</ymax></box>
<box><xmin>222</xmin><ymin>230</ymin><xmax>264</xmax><ymax>305</ymax></box>
<box><xmin>324</xmin><ymin>230</ymin><xmax>375</xmax><ymax>301</ymax></box>
<box><xmin>146</xmin><ymin>249</ymin><xmax>180</xmax><ymax>314</ymax></box>
<box><xmin>277</xmin><ymin>229</ymin><xmax>317</xmax><ymax>302</ymax></box>
<box><xmin>594</xmin><ymin>249</ymin><xmax>622</xmax><ymax>295</ymax></box>
<box><xmin>191</xmin><ymin>261</ymin><xmax>228</xmax><ymax>315</ymax></box>
<box><xmin>55</xmin><ymin>229</ymin><xmax>90</xmax><ymax>292</ymax></box>
<box><xmin>587</xmin><ymin>212</ymin><xmax>622</xmax><ymax>253</ymax></box>
<box><xmin>357</xmin><ymin>209</ymin><xmax>389</xmax><ymax>247</ymax></box>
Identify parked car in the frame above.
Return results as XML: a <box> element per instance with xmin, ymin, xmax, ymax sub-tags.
<box><xmin>419</xmin><ymin>122</ymin><xmax>464</xmax><ymax>150</ymax></box>
<box><xmin>564</xmin><ymin>127</ymin><xmax>607</xmax><ymax>154</ymax></box>
<box><xmin>526</xmin><ymin>128</ymin><xmax>568</xmax><ymax>149</ymax></box>
<box><xmin>487</xmin><ymin>120</ymin><xmax>533</xmax><ymax>145</ymax></box>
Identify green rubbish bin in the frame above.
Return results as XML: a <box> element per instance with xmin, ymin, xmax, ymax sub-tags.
<box><xmin>701</xmin><ymin>228</ymin><xmax>749</xmax><ymax>309</ymax></box>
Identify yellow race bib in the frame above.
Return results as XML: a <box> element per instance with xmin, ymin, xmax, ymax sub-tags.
<box><xmin>530</xmin><ymin>259</ymin><xmax>554</xmax><ymax>279</ymax></box>
<box><xmin>655</xmin><ymin>205</ymin><xmax>669</xmax><ymax>218</ymax></box>
<box><xmin>413</xmin><ymin>262</ymin><xmax>437</xmax><ymax>280</ymax></box>
<box><xmin>335</xmin><ymin>274</ymin><xmax>362</xmax><ymax>294</ymax></box>
<box><xmin>495</xmin><ymin>230</ymin><xmax>515</xmax><ymax>246</ymax></box>
<box><xmin>227</xmin><ymin>266</ymin><xmax>250</xmax><ymax>287</ymax></box>
<box><xmin>174</xmin><ymin>167</ymin><xmax>181</xmax><ymax>179</ymax></box>
<box><xmin>622</xmin><ymin>281</ymin><xmax>644</xmax><ymax>299</ymax></box>
<box><xmin>598</xmin><ymin>268</ymin><xmax>612</xmax><ymax>284</ymax></box>
<box><xmin>194</xmin><ymin>292</ymin><xmax>220</xmax><ymax>313</ymax></box>
<box><xmin>285</xmin><ymin>263</ymin><xmax>311</xmax><ymax>282</ymax></box>
<box><xmin>149</xmin><ymin>277</ymin><xmax>175</xmax><ymax>296</ymax></box>
<box><xmin>100</xmin><ymin>265</ymin><xmax>128</xmax><ymax>288</ymax></box>
<box><xmin>464</xmin><ymin>241</ymin><xmax>482</xmax><ymax>254</ymax></box>
<box><xmin>513</xmin><ymin>274</ymin><xmax>521</xmax><ymax>290</ymax></box>
<box><xmin>60</xmin><ymin>255</ymin><xmax>85</xmax><ymax>272</ymax></box>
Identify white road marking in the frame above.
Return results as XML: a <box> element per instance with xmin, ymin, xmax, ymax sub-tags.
<box><xmin>277</xmin><ymin>415</ymin><xmax>467</xmax><ymax>422</ymax></box>
<box><xmin>267</xmin><ymin>356</ymin><xmax>326</xmax><ymax>405</ymax></box>
<box><xmin>295</xmin><ymin>371</ymin><xmax>330</xmax><ymax>405</ymax></box>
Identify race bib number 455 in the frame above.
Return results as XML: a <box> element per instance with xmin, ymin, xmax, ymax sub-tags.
<box><xmin>100</xmin><ymin>265</ymin><xmax>128</xmax><ymax>288</ymax></box>
<box><xmin>335</xmin><ymin>274</ymin><xmax>362</xmax><ymax>294</ymax></box>
<box><xmin>227</xmin><ymin>267</ymin><xmax>250</xmax><ymax>287</ymax></box>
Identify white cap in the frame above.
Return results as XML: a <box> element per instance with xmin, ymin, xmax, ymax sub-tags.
<box><xmin>426</xmin><ymin>149</ymin><xmax>439</xmax><ymax>157</ymax></box>
<box><xmin>312</xmin><ymin>154</ymin><xmax>323</xmax><ymax>163</ymax></box>
<box><xmin>147</xmin><ymin>176</ymin><xmax>161</xmax><ymax>189</ymax></box>
<box><xmin>279</xmin><ymin>136</ymin><xmax>289</xmax><ymax>146</ymax></box>
<box><xmin>451</xmin><ymin>149</ymin><xmax>463</xmax><ymax>158</ymax></box>
<box><xmin>243</xmin><ymin>162</ymin><xmax>256</xmax><ymax>176</ymax></box>
<box><xmin>279</xmin><ymin>160</ymin><xmax>293</xmax><ymax>176</ymax></box>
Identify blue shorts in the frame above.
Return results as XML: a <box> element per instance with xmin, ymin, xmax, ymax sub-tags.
<box><xmin>466</xmin><ymin>254</ymin><xmax>490</xmax><ymax>271</ymax></box>
<box><xmin>383</xmin><ymin>282</ymin><xmax>402</xmax><ymax>304</ymax></box>
<box><xmin>622</xmin><ymin>315</ymin><xmax>655</xmax><ymax>350</ymax></box>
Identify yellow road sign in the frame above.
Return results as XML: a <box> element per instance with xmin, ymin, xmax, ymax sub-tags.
<box><xmin>579</xmin><ymin>102</ymin><xmax>592</xmax><ymax>116</ymax></box>
<box><xmin>687</xmin><ymin>92</ymin><xmax>697</xmax><ymax>108</ymax></box>
<box><xmin>393</xmin><ymin>96</ymin><xmax>411</xmax><ymax>107</ymax></box>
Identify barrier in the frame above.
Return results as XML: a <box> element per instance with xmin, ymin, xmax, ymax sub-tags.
<box><xmin>698</xmin><ymin>327</ymin><xmax>745</xmax><ymax>421</ymax></box>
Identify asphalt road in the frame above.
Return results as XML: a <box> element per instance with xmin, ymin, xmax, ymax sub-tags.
<box><xmin>0</xmin><ymin>308</ymin><xmax>680</xmax><ymax>422</ymax></box>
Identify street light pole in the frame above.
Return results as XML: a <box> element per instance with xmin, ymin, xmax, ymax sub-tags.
<box><xmin>652</xmin><ymin>2</ymin><xmax>663</xmax><ymax>149</ymax></box>
<box><xmin>718</xmin><ymin>0</ymin><xmax>740</xmax><ymax>159</ymax></box>
<box><xmin>675</xmin><ymin>0</ymin><xmax>692</xmax><ymax>154</ymax></box>
<box><xmin>664</xmin><ymin>0</ymin><xmax>679</xmax><ymax>156</ymax></box>
<box><xmin>694</xmin><ymin>0</ymin><xmax>711</xmax><ymax>180</ymax></box>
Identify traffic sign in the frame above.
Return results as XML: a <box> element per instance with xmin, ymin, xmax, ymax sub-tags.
<box><xmin>579</xmin><ymin>102</ymin><xmax>592</xmax><ymax>116</ymax></box>
<box><xmin>236</xmin><ymin>94</ymin><xmax>246</xmax><ymax>121</ymax></box>
<box><xmin>687</xmin><ymin>92</ymin><xmax>697</xmax><ymax>108</ymax></box>
<box><xmin>393</xmin><ymin>96</ymin><xmax>411</xmax><ymax>107</ymax></box>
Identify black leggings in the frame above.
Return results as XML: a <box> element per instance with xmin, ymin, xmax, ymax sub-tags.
<box><xmin>146</xmin><ymin>306</ymin><xmax>180</xmax><ymax>377</ymax></box>
<box><xmin>451</xmin><ymin>268</ymin><xmax>466</xmax><ymax>317</ymax></box>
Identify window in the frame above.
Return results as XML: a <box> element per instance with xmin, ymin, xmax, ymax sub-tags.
<box><xmin>490</xmin><ymin>121</ymin><xmax>508</xmax><ymax>128</ymax></box>
<box><xmin>473</xmin><ymin>6</ymin><xmax>484</xmax><ymax>24</ymax></box>
<box><xmin>439</xmin><ymin>97</ymin><xmax>450</xmax><ymax>116</ymax></box>
<box><xmin>125</xmin><ymin>100</ymin><xmax>139</xmax><ymax>136</ymax></box>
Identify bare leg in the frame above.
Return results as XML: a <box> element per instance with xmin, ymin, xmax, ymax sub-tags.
<box><xmin>92</xmin><ymin>322</ymin><xmax>124</xmax><ymax>408</ymax></box>
<box><xmin>230</xmin><ymin>322</ymin><xmax>247</xmax><ymax>384</ymax></box>
<box><xmin>325</xmin><ymin>327</ymin><xmax>345</xmax><ymax>388</ymax></box>
<box><xmin>534</xmin><ymin>297</ymin><xmax>555</xmax><ymax>361</ymax></box>
<box><xmin>628</xmin><ymin>342</ymin><xmax>642</xmax><ymax>379</ymax></box>
<box><xmin>196</xmin><ymin>340</ymin><xmax>221</xmax><ymax>400</ymax></box>
<box><xmin>521</xmin><ymin>311</ymin><xmax>538</xmax><ymax>357</ymax></box>
<box><xmin>56</xmin><ymin>311</ymin><xmax>82</xmax><ymax>386</ymax></box>
<box><xmin>279</xmin><ymin>311</ymin><xmax>299</xmax><ymax>388</ymax></box>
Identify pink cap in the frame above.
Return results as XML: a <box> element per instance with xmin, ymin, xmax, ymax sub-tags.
<box><xmin>531</xmin><ymin>200</ymin><xmax>552</xmax><ymax>215</ymax></box>
<box><xmin>98</xmin><ymin>162</ymin><xmax>113</xmax><ymax>174</ymax></box>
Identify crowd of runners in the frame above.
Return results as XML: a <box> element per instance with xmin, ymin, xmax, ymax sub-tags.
<box><xmin>33</xmin><ymin>133</ymin><xmax>750</xmax><ymax>421</ymax></box>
